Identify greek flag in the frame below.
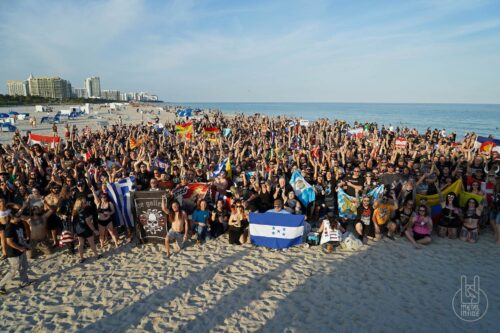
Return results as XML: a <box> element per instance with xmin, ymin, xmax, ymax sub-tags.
<box><xmin>289</xmin><ymin>170</ymin><xmax>316</xmax><ymax>207</ymax></box>
<box><xmin>249</xmin><ymin>212</ymin><xmax>304</xmax><ymax>249</ymax></box>
<box><xmin>107</xmin><ymin>176</ymin><xmax>136</xmax><ymax>227</ymax></box>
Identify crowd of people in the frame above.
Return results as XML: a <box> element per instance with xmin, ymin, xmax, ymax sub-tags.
<box><xmin>0</xmin><ymin>109</ymin><xmax>499</xmax><ymax>294</ymax></box>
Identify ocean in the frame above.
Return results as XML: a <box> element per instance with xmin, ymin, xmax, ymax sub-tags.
<box><xmin>165</xmin><ymin>102</ymin><xmax>500</xmax><ymax>138</ymax></box>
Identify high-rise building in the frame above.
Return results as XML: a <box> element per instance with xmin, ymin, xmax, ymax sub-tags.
<box><xmin>6</xmin><ymin>80</ymin><xmax>29</xmax><ymax>96</ymax></box>
<box><xmin>27</xmin><ymin>74</ymin><xmax>72</xmax><ymax>98</ymax></box>
<box><xmin>72</xmin><ymin>87</ymin><xmax>88</xmax><ymax>99</ymax></box>
<box><xmin>101</xmin><ymin>90</ymin><xmax>120</xmax><ymax>100</ymax></box>
<box><xmin>84</xmin><ymin>76</ymin><xmax>101</xmax><ymax>98</ymax></box>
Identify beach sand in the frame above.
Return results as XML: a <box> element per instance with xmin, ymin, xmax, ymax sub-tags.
<box><xmin>0</xmin><ymin>103</ymin><xmax>177</xmax><ymax>144</ymax></box>
<box><xmin>0</xmin><ymin>232</ymin><xmax>498</xmax><ymax>332</ymax></box>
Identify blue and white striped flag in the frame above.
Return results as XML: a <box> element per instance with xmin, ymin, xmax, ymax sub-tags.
<box><xmin>153</xmin><ymin>157</ymin><xmax>169</xmax><ymax>172</ymax></box>
<box><xmin>107</xmin><ymin>176</ymin><xmax>136</xmax><ymax>227</ymax></box>
<box><xmin>212</xmin><ymin>158</ymin><xmax>228</xmax><ymax>178</ymax></box>
<box><xmin>289</xmin><ymin>170</ymin><xmax>315</xmax><ymax>207</ymax></box>
<box><xmin>249</xmin><ymin>212</ymin><xmax>304</xmax><ymax>249</ymax></box>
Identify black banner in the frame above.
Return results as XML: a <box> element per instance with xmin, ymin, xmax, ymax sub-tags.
<box><xmin>133</xmin><ymin>191</ymin><xmax>168</xmax><ymax>243</ymax></box>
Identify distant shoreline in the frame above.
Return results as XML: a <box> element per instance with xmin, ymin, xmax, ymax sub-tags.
<box><xmin>0</xmin><ymin>94</ymin><xmax>163</xmax><ymax>107</ymax></box>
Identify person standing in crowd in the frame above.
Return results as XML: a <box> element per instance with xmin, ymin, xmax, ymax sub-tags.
<box><xmin>162</xmin><ymin>199</ymin><xmax>188</xmax><ymax>257</ymax></box>
<box><xmin>0</xmin><ymin>208</ymin><xmax>32</xmax><ymax>294</ymax></box>
<box><xmin>91</xmin><ymin>186</ymin><xmax>119</xmax><ymax>249</ymax></box>
<box><xmin>438</xmin><ymin>192</ymin><xmax>461</xmax><ymax>239</ymax></box>
<box><xmin>228</xmin><ymin>200</ymin><xmax>248</xmax><ymax>245</ymax></box>
<box><xmin>72</xmin><ymin>197</ymin><xmax>100</xmax><ymax>263</ymax></box>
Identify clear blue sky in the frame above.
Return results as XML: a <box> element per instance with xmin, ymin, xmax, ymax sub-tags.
<box><xmin>1</xmin><ymin>0</ymin><xmax>500</xmax><ymax>103</ymax></box>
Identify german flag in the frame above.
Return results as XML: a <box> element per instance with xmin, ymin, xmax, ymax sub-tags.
<box><xmin>203</xmin><ymin>127</ymin><xmax>220</xmax><ymax>136</ymax></box>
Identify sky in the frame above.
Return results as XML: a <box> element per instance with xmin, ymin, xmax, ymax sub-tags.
<box><xmin>1</xmin><ymin>0</ymin><xmax>500</xmax><ymax>103</ymax></box>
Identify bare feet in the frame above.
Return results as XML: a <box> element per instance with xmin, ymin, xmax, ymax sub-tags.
<box><xmin>415</xmin><ymin>244</ymin><xmax>423</xmax><ymax>249</ymax></box>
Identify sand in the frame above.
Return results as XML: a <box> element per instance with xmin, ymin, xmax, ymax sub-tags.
<box><xmin>0</xmin><ymin>103</ymin><xmax>177</xmax><ymax>144</ymax></box>
<box><xmin>0</xmin><ymin>232</ymin><xmax>499</xmax><ymax>332</ymax></box>
<box><xmin>0</xmin><ymin>104</ymin><xmax>499</xmax><ymax>332</ymax></box>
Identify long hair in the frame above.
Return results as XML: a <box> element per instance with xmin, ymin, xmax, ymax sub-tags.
<box><xmin>72</xmin><ymin>197</ymin><xmax>86</xmax><ymax>217</ymax></box>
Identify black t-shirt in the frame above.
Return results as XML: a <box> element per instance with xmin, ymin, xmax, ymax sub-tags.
<box><xmin>346</xmin><ymin>176</ymin><xmax>364</xmax><ymax>197</ymax></box>
<box><xmin>356</xmin><ymin>206</ymin><xmax>373</xmax><ymax>226</ymax></box>
<box><xmin>5</xmin><ymin>222</ymin><xmax>27</xmax><ymax>257</ymax></box>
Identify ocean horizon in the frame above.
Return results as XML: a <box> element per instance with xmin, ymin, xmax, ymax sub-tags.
<box><xmin>165</xmin><ymin>102</ymin><xmax>500</xmax><ymax>138</ymax></box>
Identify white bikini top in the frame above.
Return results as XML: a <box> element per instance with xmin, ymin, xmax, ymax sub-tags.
<box><xmin>0</xmin><ymin>209</ymin><xmax>11</xmax><ymax>218</ymax></box>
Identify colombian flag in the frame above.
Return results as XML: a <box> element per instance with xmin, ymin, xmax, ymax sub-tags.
<box><xmin>175</xmin><ymin>121</ymin><xmax>193</xmax><ymax>138</ymax></box>
<box><xmin>416</xmin><ymin>179</ymin><xmax>463</xmax><ymax>222</ymax></box>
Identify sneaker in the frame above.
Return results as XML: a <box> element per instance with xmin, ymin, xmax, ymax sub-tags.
<box><xmin>20</xmin><ymin>281</ymin><xmax>32</xmax><ymax>288</ymax></box>
<box><xmin>0</xmin><ymin>287</ymin><xmax>6</xmax><ymax>295</ymax></box>
<box><xmin>387</xmin><ymin>234</ymin><xmax>395</xmax><ymax>241</ymax></box>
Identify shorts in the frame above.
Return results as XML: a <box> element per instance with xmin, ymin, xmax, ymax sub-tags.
<box><xmin>356</xmin><ymin>221</ymin><xmax>375</xmax><ymax>238</ymax></box>
<box><xmin>28</xmin><ymin>239</ymin><xmax>53</xmax><ymax>259</ymax></box>
<box><xmin>377</xmin><ymin>223</ymin><xmax>388</xmax><ymax>234</ymax></box>
<box><xmin>413</xmin><ymin>231</ymin><xmax>430</xmax><ymax>241</ymax></box>
<box><xmin>490</xmin><ymin>211</ymin><xmax>500</xmax><ymax>225</ymax></box>
<box><xmin>47</xmin><ymin>214</ymin><xmax>62</xmax><ymax>231</ymax></box>
<box><xmin>167</xmin><ymin>230</ymin><xmax>184</xmax><ymax>243</ymax></box>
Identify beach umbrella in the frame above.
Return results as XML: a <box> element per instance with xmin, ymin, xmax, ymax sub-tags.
<box><xmin>8</xmin><ymin>111</ymin><xmax>19</xmax><ymax>116</ymax></box>
<box><xmin>0</xmin><ymin>113</ymin><xmax>9</xmax><ymax>118</ymax></box>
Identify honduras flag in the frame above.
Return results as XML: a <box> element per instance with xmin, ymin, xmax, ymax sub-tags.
<box><xmin>107</xmin><ymin>176</ymin><xmax>136</xmax><ymax>227</ymax></box>
<box><xmin>249</xmin><ymin>212</ymin><xmax>304</xmax><ymax>249</ymax></box>
<box><xmin>289</xmin><ymin>170</ymin><xmax>315</xmax><ymax>207</ymax></box>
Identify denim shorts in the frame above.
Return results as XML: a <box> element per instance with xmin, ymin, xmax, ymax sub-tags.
<box><xmin>490</xmin><ymin>211</ymin><xmax>500</xmax><ymax>225</ymax></box>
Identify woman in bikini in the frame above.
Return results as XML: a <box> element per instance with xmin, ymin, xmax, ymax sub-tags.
<box><xmin>460</xmin><ymin>198</ymin><xmax>483</xmax><ymax>243</ymax></box>
<box><xmin>405</xmin><ymin>204</ymin><xmax>432</xmax><ymax>249</ymax></box>
<box><xmin>0</xmin><ymin>198</ymin><xmax>10</xmax><ymax>259</ymax></box>
<box><xmin>438</xmin><ymin>192</ymin><xmax>462</xmax><ymax>239</ymax></box>
<box><xmin>228</xmin><ymin>200</ymin><xmax>248</xmax><ymax>245</ymax></box>
<box><xmin>91</xmin><ymin>187</ymin><xmax>119</xmax><ymax>248</ymax></box>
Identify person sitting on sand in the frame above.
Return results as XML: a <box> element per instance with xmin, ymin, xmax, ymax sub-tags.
<box><xmin>162</xmin><ymin>199</ymin><xmax>188</xmax><ymax>257</ymax></box>
<box><xmin>191</xmin><ymin>199</ymin><xmax>211</xmax><ymax>244</ymax></box>
<box><xmin>317</xmin><ymin>216</ymin><xmax>344</xmax><ymax>253</ymax></box>
<box><xmin>405</xmin><ymin>205</ymin><xmax>432</xmax><ymax>249</ymax></box>
<box><xmin>372</xmin><ymin>191</ymin><xmax>398</xmax><ymax>240</ymax></box>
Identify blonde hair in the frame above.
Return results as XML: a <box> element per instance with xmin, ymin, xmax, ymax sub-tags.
<box><xmin>72</xmin><ymin>197</ymin><xmax>86</xmax><ymax>217</ymax></box>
